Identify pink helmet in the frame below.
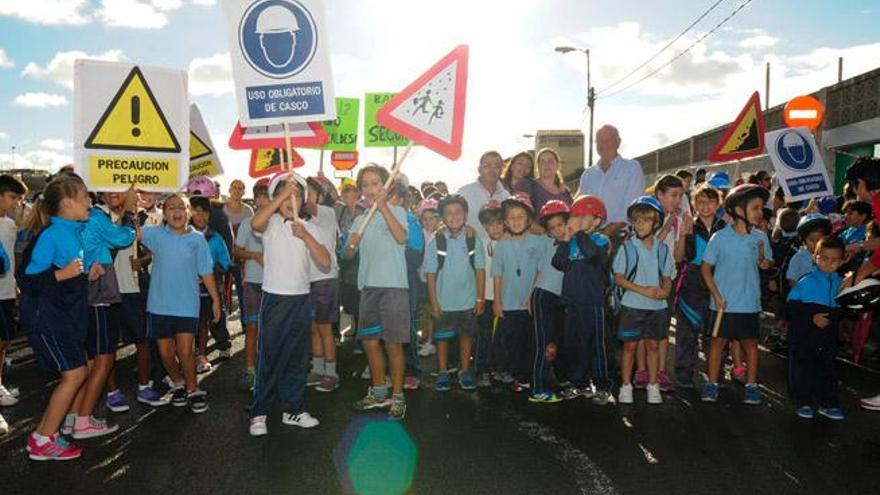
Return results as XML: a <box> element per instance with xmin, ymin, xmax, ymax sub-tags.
<box><xmin>418</xmin><ymin>198</ymin><xmax>439</xmax><ymax>215</ymax></box>
<box><xmin>186</xmin><ymin>176</ymin><xmax>216</xmax><ymax>198</ymax></box>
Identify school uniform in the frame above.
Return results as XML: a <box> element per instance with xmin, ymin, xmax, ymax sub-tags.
<box><xmin>351</xmin><ymin>205</ymin><xmax>411</xmax><ymax>344</ymax></box>
<box><xmin>474</xmin><ymin>237</ymin><xmax>507</xmax><ymax>376</ymax></box>
<box><xmin>403</xmin><ymin>210</ymin><xmax>424</xmax><ymax>377</ymax></box>
<box><xmin>492</xmin><ymin>233</ymin><xmax>543</xmax><ymax>384</ymax></box>
<box><xmin>674</xmin><ymin>217</ymin><xmax>724</xmax><ymax>382</ymax></box>
<box><xmin>233</xmin><ymin>217</ymin><xmax>264</xmax><ymax>326</ymax></box>
<box><xmin>141</xmin><ymin>225</ymin><xmax>213</xmax><ymax>339</ymax></box>
<box><xmin>424</xmin><ymin>228</ymin><xmax>485</xmax><ymax>343</ymax></box>
<box><xmin>199</xmin><ymin>227</ymin><xmax>231</xmax><ymax>350</ymax></box>
<box><xmin>0</xmin><ymin>217</ymin><xmax>17</xmax><ymax>343</ymax></box>
<box><xmin>786</xmin><ymin>247</ymin><xmax>815</xmax><ymax>283</ymax></box>
<box><xmin>613</xmin><ymin>237</ymin><xmax>675</xmax><ymax>342</ymax></box>
<box><xmin>786</xmin><ymin>269</ymin><xmax>843</xmax><ymax>409</ymax></box>
<box><xmin>702</xmin><ymin>225</ymin><xmax>772</xmax><ymax>340</ymax></box>
<box><xmin>250</xmin><ymin>214</ymin><xmax>319</xmax><ymax>419</ymax></box>
<box><xmin>308</xmin><ymin>205</ymin><xmax>340</xmax><ymax>325</ymax></box>
<box><xmin>531</xmin><ymin>235</ymin><xmax>564</xmax><ymax>394</ymax></box>
<box><xmin>20</xmin><ymin>216</ymin><xmax>89</xmax><ymax>372</ymax></box>
<box><xmin>552</xmin><ymin>231</ymin><xmax>612</xmax><ymax>391</ymax></box>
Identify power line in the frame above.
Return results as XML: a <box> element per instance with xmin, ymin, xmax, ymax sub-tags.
<box><xmin>598</xmin><ymin>0</ymin><xmax>755</xmax><ymax>101</ymax></box>
<box><xmin>598</xmin><ymin>0</ymin><xmax>727</xmax><ymax>96</ymax></box>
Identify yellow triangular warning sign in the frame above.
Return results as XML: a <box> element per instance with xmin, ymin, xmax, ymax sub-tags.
<box><xmin>708</xmin><ymin>92</ymin><xmax>765</xmax><ymax>163</ymax></box>
<box><xmin>85</xmin><ymin>67</ymin><xmax>181</xmax><ymax>153</ymax></box>
<box><xmin>190</xmin><ymin>132</ymin><xmax>212</xmax><ymax>161</ymax></box>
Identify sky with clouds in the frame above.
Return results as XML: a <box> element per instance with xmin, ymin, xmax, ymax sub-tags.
<box><xmin>0</xmin><ymin>0</ymin><xmax>879</xmax><ymax>192</ymax></box>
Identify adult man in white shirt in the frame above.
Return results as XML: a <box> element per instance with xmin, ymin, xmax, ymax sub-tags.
<box><xmin>457</xmin><ymin>151</ymin><xmax>510</xmax><ymax>240</ymax></box>
<box><xmin>577</xmin><ymin>125</ymin><xmax>646</xmax><ymax>237</ymax></box>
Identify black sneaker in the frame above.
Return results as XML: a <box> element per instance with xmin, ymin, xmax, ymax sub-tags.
<box><xmin>171</xmin><ymin>387</ymin><xmax>187</xmax><ymax>407</ymax></box>
<box><xmin>187</xmin><ymin>389</ymin><xmax>208</xmax><ymax>414</ymax></box>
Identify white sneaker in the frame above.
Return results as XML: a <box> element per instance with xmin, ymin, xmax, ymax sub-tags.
<box><xmin>647</xmin><ymin>383</ymin><xmax>662</xmax><ymax>404</ymax></box>
<box><xmin>418</xmin><ymin>342</ymin><xmax>436</xmax><ymax>357</ymax></box>
<box><xmin>249</xmin><ymin>416</ymin><xmax>267</xmax><ymax>436</ymax></box>
<box><xmin>618</xmin><ymin>383</ymin><xmax>634</xmax><ymax>404</ymax></box>
<box><xmin>282</xmin><ymin>411</ymin><xmax>319</xmax><ymax>428</ymax></box>
<box><xmin>0</xmin><ymin>413</ymin><xmax>8</xmax><ymax>435</ymax></box>
<box><xmin>361</xmin><ymin>366</ymin><xmax>371</xmax><ymax>380</ymax></box>
<box><xmin>860</xmin><ymin>393</ymin><xmax>880</xmax><ymax>411</ymax></box>
<box><xmin>0</xmin><ymin>385</ymin><xmax>18</xmax><ymax>407</ymax></box>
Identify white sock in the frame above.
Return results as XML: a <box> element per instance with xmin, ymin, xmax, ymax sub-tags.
<box><xmin>325</xmin><ymin>361</ymin><xmax>337</xmax><ymax>378</ymax></box>
<box><xmin>311</xmin><ymin>357</ymin><xmax>325</xmax><ymax>375</ymax></box>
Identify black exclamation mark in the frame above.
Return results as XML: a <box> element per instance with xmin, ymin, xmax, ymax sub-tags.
<box><xmin>131</xmin><ymin>96</ymin><xmax>141</xmax><ymax>137</ymax></box>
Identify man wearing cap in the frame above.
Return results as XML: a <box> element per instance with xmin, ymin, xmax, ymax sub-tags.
<box><xmin>577</xmin><ymin>125</ymin><xmax>645</xmax><ymax>237</ymax></box>
<box><xmin>456</xmin><ymin>151</ymin><xmax>510</xmax><ymax>240</ymax></box>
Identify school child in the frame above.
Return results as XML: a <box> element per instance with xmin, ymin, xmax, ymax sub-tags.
<box><xmin>614</xmin><ymin>197</ymin><xmax>675</xmax><ymax>404</ymax></box>
<box><xmin>65</xmin><ymin>190</ymin><xmax>137</xmax><ymax>439</ymax></box>
<box><xmin>474</xmin><ymin>201</ymin><xmax>509</xmax><ymax>386</ymax></box>
<box><xmin>786</xmin><ymin>213</ymin><xmax>831</xmax><ymax>286</ymax></box>
<box><xmin>336</xmin><ymin>179</ymin><xmax>364</xmax><ymax>340</ymax></box>
<box><xmin>840</xmin><ymin>200</ymin><xmax>871</xmax><ymax>271</ymax></box>
<box><xmin>787</xmin><ymin>237</ymin><xmax>845</xmax><ymax>420</ymax></box>
<box><xmin>417</xmin><ymin>199</ymin><xmax>440</xmax><ymax>357</ymax></box>
<box><xmin>491</xmin><ymin>195</ymin><xmax>543</xmax><ymax>392</ymax></box>
<box><xmin>674</xmin><ymin>185</ymin><xmax>725</xmax><ymax>388</ymax></box>
<box><xmin>20</xmin><ymin>174</ymin><xmax>91</xmax><ymax>460</ymax></box>
<box><xmin>343</xmin><ymin>165</ymin><xmax>410</xmax><ymax>420</ymax></box>
<box><xmin>234</xmin><ymin>181</ymin><xmax>269</xmax><ymax>393</ymax></box>
<box><xmin>141</xmin><ymin>194</ymin><xmax>220</xmax><ymax>414</ymax></box>
<box><xmin>304</xmin><ymin>176</ymin><xmax>342</xmax><ymax>393</ymax></box>
<box><xmin>529</xmin><ymin>200</ymin><xmax>568</xmax><ymax>403</ymax></box>
<box><xmin>552</xmin><ymin>195</ymin><xmax>613</xmax><ymax>404</ymax></box>
<box><xmin>247</xmin><ymin>173</ymin><xmax>329</xmax><ymax>436</ymax></box>
<box><xmin>189</xmin><ymin>196</ymin><xmax>230</xmax><ymax>374</ymax></box>
<box><xmin>700</xmin><ymin>184</ymin><xmax>774</xmax><ymax>404</ymax></box>
<box><xmin>425</xmin><ymin>195</ymin><xmax>485</xmax><ymax>391</ymax></box>
<box><xmin>765</xmin><ymin>207</ymin><xmax>800</xmax><ymax>350</ymax></box>
<box><xmin>0</xmin><ymin>175</ymin><xmax>26</xmax><ymax>414</ymax></box>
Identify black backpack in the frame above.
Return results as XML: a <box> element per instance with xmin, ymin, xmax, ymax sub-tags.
<box><xmin>435</xmin><ymin>226</ymin><xmax>477</xmax><ymax>273</ymax></box>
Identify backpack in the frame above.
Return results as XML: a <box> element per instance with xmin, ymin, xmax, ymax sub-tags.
<box><xmin>612</xmin><ymin>239</ymin><xmax>669</xmax><ymax>314</ymax></box>
<box><xmin>435</xmin><ymin>226</ymin><xmax>476</xmax><ymax>273</ymax></box>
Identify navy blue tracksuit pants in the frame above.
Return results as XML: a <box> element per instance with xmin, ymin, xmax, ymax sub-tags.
<box><xmin>788</xmin><ymin>327</ymin><xmax>840</xmax><ymax>409</ymax></box>
<box><xmin>474</xmin><ymin>300</ymin><xmax>508</xmax><ymax>375</ymax></box>
<box><xmin>531</xmin><ymin>288</ymin><xmax>563</xmax><ymax>394</ymax></box>
<box><xmin>250</xmin><ymin>292</ymin><xmax>311</xmax><ymax>418</ymax></box>
<box><xmin>501</xmin><ymin>310</ymin><xmax>533</xmax><ymax>384</ymax></box>
<box><xmin>565</xmin><ymin>305</ymin><xmax>612</xmax><ymax>392</ymax></box>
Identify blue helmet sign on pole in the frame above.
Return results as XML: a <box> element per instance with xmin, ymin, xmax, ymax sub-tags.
<box><xmin>223</xmin><ymin>0</ymin><xmax>336</xmax><ymax>126</ymax></box>
<box><xmin>765</xmin><ymin>126</ymin><xmax>832</xmax><ymax>202</ymax></box>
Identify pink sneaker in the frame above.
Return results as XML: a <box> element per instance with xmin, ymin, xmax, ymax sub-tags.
<box><xmin>72</xmin><ymin>417</ymin><xmax>119</xmax><ymax>440</ymax></box>
<box><xmin>733</xmin><ymin>366</ymin><xmax>748</xmax><ymax>384</ymax></box>
<box><xmin>28</xmin><ymin>433</ymin><xmax>82</xmax><ymax>461</ymax></box>
<box><xmin>404</xmin><ymin>376</ymin><xmax>420</xmax><ymax>390</ymax></box>
<box><xmin>657</xmin><ymin>370</ymin><xmax>675</xmax><ymax>392</ymax></box>
<box><xmin>634</xmin><ymin>370</ymin><xmax>648</xmax><ymax>390</ymax></box>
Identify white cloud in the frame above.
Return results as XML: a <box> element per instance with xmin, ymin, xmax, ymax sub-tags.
<box><xmin>22</xmin><ymin>49</ymin><xmax>126</xmax><ymax>90</ymax></box>
<box><xmin>97</xmin><ymin>0</ymin><xmax>169</xmax><ymax>29</ymax></box>
<box><xmin>739</xmin><ymin>35</ymin><xmax>780</xmax><ymax>49</ymax></box>
<box><xmin>0</xmin><ymin>132</ymin><xmax>8</xmax><ymax>140</ymax></box>
<box><xmin>39</xmin><ymin>139</ymin><xmax>68</xmax><ymax>151</ymax></box>
<box><xmin>12</xmin><ymin>92</ymin><xmax>68</xmax><ymax>108</ymax></box>
<box><xmin>0</xmin><ymin>150</ymin><xmax>71</xmax><ymax>171</ymax></box>
<box><xmin>191</xmin><ymin>0</ymin><xmax>216</xmax><ymax>4</ymax></box>
<box><xmin>0</xmin><ymin>49</ymin><xmax>13</xmax><ymax>69</ymax></box>
<box><xmin>0</xmin><ymin>0</ymin><xmax>90</xmax><ymax>26</ymax></box>
<box><xmin>152</xmin><ymin>0</ymin><xmax>183</xmax><ymax>10</ymax></box>
<box><xmin>188</xmin><ymin>53</ymin><xmax>234</xmax><ymax>96</ymax></box>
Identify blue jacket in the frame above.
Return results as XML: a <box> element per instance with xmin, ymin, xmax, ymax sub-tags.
<box><xmin>83</xmin><ymin>206</ymin><xmax>136</xmax><ymax>270</ymax></box>
<box><xmin>786</xmin><ymin>269</ymin><xmax>842</xmax><ymax>344</ymax></box>
<box><xmin>552</xmin><ymin>231</ymin><xmax>610</xmax><ymax>307</ymax></box>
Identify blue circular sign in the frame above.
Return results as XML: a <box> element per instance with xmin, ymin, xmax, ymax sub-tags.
<box><xmin>238</xmin><ymin>0</ymin><xmax>318</xmax><ymax>79</ymax></box>
<box><xmin>774</xmin><ymin>130</ymin><xmax>814</xmax><ymax>171</ymax></box>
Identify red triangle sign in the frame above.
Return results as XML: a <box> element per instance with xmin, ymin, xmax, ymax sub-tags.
<box><xmin>249</xmin><ymin>148</ymin><xmax>305</xmax><ymax>178</ymax></box>
<box><xmin>708</xmin><ymin>91</ymin><xmax>766</xmax><ymax>163</ymax></box>
<box><xmin>230</xmin><ymin>121</ymin><xmax>328</xmax><ymax>151</ymax></box>
<box><xmin>376</xmin><ymin>45</ymin><xmax>468</xmax><ymax>160</ymax></box>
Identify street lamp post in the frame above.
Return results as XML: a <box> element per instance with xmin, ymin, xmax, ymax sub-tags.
<box><xmin>555</xmin><ymin>46</ymin><xmax>595</xmax><ymax>168</ymax></box>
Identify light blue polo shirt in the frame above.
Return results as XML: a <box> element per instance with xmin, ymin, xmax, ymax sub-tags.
<box><xmin>702</xmin><ymin>225</ymin><xmax>772</xmax><ymax>314</ymax></box>
<box><xmin>142</xmin><ymin>225</ymin><xmax>213</xmax><ymax>318</ymax></box>
<box><xmin>535</xmin><ymin>235</ymin><xmax>564</xmax><ymax>296</ymax></box>
<box><xmin>490</xmin><ymin>233</ymin><xmax>543</xmax><ymax>311</ymax></box>
<box><xmin>350</xmin><ymin>205</ymin><xmax>409</xmax><ymax>290</ymax></box>
<box><xmin>234</xmin><ymin>218</ymin><xmax>263</xmax><ymax>284</ymax></box>
<box><xmin>424</xmin><ymin>230</ymin><xmax>485</xmax><ymax>311</ymax></box>
<box><xmin>26</xmin><ymin>216</ymin><xmax>85</xmax><ymax>274</ymax></box>
<box><xmin>613</xmin><ymin>237</ymin><xmax>675</xmax><ymax>310</ymax></box>
<box><xmin>786</xmin><ymin>247</ymin><xmax>815</xmax><ymax>282</ymax></box>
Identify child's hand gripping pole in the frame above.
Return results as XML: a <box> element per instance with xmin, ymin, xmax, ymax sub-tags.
<box><xmin>354</xmin><ymin>143</ymin><xmax>413</xmax><ymax>237</ymax></box>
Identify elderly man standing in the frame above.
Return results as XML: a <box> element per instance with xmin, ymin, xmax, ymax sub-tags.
<box><xmin>457</xmin><ymin>150</ymin><xmax>510</xmax><ymax>239</ymax></box>
<box><xmin>577</xmin><ymin>125</ymin><xmax>645</xmax><ymax>237</ymax></box>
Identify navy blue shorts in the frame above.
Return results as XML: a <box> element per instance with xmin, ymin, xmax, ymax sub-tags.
<box><xmin>87</xmin><ymin>305</ymin><xmax>120</xmax><ymax>358</ymax></box>
<box><xmin>310</xmin><ymin>279</ymin><xmax>339</xmax><ymax>324</ymax></box>
<box><xmin>0</xmin><ymin>299</ymin><xmax>17</xmax><ymax>342</ymax></box>
<box><xmin>28</xmin><ymin>331</ymin><xmax>87</xmax><ymax>372</ymax></box>
<box><xmin>117</xmin><ymin>292</ymin><xmax>147</xmax><ymax>345</ymax></box>
<box><xmin>147</xmin><ymin>313</ymin><xmax>199</xmax><ymax>340</ymax></box>
<box><xmin>707</xmin><ymin>311</ymin><xmax>761</xmax><ymax>340</ymax></box>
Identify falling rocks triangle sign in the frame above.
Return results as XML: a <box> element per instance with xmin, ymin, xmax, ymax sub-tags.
<box><xmin>376</xmin><ymin>45</ymin><xmax>468</xmax><ymax>160</ymax></box>
<box><xmin>708</xmin><ymin>91</ymin><xmax>765</xmax><ymax>163</ymax></box>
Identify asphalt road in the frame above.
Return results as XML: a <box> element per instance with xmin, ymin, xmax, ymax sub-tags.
<box><xmin>1</xmin><ymin>315</ymin><xmax>879</xmax><ymax>495</ymax></box>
